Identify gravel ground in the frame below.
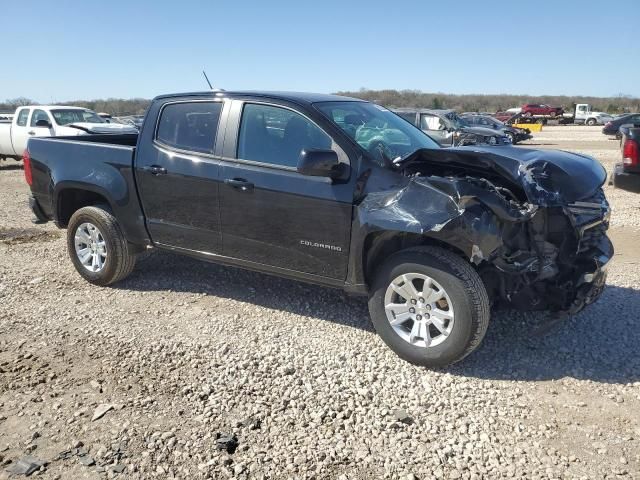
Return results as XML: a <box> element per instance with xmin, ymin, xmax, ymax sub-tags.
<box><xmin>0</xmin><ymin>126</ymin><xmax>639</xmax><ymax>479</ymax></box>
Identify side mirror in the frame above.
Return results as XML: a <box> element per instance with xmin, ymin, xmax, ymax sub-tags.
<box><xmin>35</xmin><ymin>119</ymin><xmax>52</xmax><ymax>128</ymax></box>
<box><xmin>297</xmin><ymin>149</ymin><xmax>343</xmax><ymax>178</ymax></box>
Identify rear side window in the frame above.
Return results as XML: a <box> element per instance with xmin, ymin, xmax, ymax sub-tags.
<box><xmin>156</xmin><ymin>102</ymin><xmax>222</xmax><ymax>154</ymax></box>
<box><xmin>16</xmin><ymin>108</ymin><xmax>30</xmax><ymax>126</ymax></box>
<box><xmin>396</xmin><ymin>112</ymin><xmax>417</xmax><ymax>124</ymax></box>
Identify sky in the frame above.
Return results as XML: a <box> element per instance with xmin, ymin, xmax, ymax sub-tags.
<box><xmin>2</xmin><ymin>0</ymin><xmax>639</xmax><ymax>102</ymax></box>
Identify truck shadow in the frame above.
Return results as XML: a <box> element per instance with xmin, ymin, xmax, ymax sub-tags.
<box><xmin>120</xmin><ymin>251</ymin><xmax>639</xmax><ymax>385</ymax></box>
<box><xmin>0</xmin><ymin>162</ymin><xmax>23</xmax><ymax>171</ymax></box>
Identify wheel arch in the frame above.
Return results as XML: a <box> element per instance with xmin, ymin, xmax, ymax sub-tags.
<box><xmin>362</xmin><ymin>230</ymin><xmax>469</xmax><ymax>288</ymax></box>
<box><xmin>55</xmin><ymin>183</ymin><xmax>115</xmax><ymax>227</ymax></box>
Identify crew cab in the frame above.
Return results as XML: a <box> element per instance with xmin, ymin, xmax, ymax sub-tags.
<box><xmin>613</xmin><ymin>127</ymin><xmax>640</xmax><ymax>193</ymax></box>
<box><xmin>25</xmin><ymin>91</ymin><xmax>613</xmax><ymax>367</ymax></box>
<box><xmin>0</xmin><ymin>105</ymin><xmax>136</xmax><ymax>161</ymax></box>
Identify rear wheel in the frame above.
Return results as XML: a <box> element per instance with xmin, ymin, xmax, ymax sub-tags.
<box><xmin>67</xmin><ymin>206</ymin><xmax>136</xmax><ymax>286</ymax></box>
<box><xmin>368</xmin><ymin>247</ymin><xmax>490</xmax><ymax>367</ymax></box>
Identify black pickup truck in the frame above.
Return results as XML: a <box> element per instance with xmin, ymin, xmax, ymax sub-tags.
<box><xmin>25</xmin><ymin>91</ymin><xmax>613</xmax><ymax>367</ymax></box>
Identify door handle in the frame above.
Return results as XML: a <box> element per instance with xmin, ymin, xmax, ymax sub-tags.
<box><xmin>28</xmin><ymin>131</ymin><xmax>35</xmax><ymax>135</ymax></box>
<box><xmin>143</xmin><ymin>165</ymin><xmax>167</xmax><ymax>175</ymax></box>
<box><xmin>224</xmin><ymin>178</ymin><xmax>254</xmax><ymax>192</ymax></box>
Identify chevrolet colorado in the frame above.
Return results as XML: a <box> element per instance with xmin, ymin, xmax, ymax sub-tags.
<box><xmin>24</xmin><ymin>91</ymin><xmax>612</xmax><ymax>367</ymax></box>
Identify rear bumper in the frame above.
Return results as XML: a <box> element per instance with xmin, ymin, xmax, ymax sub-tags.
<box><xmin>612</xmin><ymin>163</ymin><xmax>640</xmax><ymax>193</ymax></box>
<box><xmin>29</xmin><ymin>195</ymin><xmax>49</xmax><ymax>224</ymax></box>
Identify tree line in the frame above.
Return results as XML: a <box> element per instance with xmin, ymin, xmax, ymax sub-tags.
<box><xmin>2</xmin><ymin>90</ymin><xmax>640</xmax><ymax>115</ymax></box>
<box><xmin>0</xmin><ymin>97</ymin><xmax>150</xmax><ymax>116</ymax></box>
<box><xmin>335</xmin><ymin>89</ymin><xmax>640</xmax><ymax>114</ymax></box>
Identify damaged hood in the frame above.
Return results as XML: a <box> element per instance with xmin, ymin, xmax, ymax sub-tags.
<box><xmin>401</xmin><ymin>146</ymin><xmax>607</xmax><ymax>205</ymax></box>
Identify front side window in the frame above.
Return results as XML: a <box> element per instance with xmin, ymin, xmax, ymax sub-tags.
<box><xmin>31</xmin><ymin>109</ymin><xmax>51</xmax><ymax>127</ymax></box>
<box><xmin>420</xmin><ymin>114</ymin><xmax>445</xmax><ymax>131</ymax></box>
<box><xmin>156</xmin><ymin>101</ymin><xmax>222</xmax><ymax>154</ymax></box>
<box><xmin>16</xmin><ymin>108</ymin><xmax>29</xmax><ymax>126</ymax></box>
<box><xmin>237</xmin><ymin>104</ymin><xmax>331</xmax><ymax>168</ymax></box>
<box><xmin>51</xmin><ymin>109</ymin><xmax>105</xmax><ymax>126</ymax></box>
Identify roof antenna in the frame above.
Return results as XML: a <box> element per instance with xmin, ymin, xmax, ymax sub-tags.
<box><xmin>202</xmin><ymin>70</ymin><xmax>213</xmax><ymax>90</ymax></box>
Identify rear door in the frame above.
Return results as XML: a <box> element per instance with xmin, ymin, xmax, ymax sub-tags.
<box><xmin>218</xmin><ymin>100</ymin><xmax>353</xmax><ymax>279</ymax></box>
<box><xmin>136</xmin><ymin>99</ymin><xmax>226</xmax><ymax>253</ymax></box>
<box><xmin>11</xmin><ymin>108</ymin><xmax>31</xmax><ymax>155</ymax></box>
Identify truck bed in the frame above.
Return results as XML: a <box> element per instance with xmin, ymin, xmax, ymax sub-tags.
<box><xmin>27</xmin><ymin>133</ymin><xmax>148</xmax><ymax>245</ymax></box>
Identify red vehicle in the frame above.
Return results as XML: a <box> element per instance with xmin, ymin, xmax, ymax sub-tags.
<box><xmin>521</xmin><ymin>104</ymin><xmax>564</xmax><ymax>117</ymax></box>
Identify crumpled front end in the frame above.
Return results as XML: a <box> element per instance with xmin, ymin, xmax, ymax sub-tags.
<box><xmin>356</xmin><ymin>146</ymin><xmax>613</xmax><ymax>314</ymax></box>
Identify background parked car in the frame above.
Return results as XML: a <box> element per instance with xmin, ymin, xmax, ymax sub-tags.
<box><xmin>602</xmin><ymin>113</ymin><xmax>640</xmax><ymax>137</ymax></box>
<box><xmin>521</xmin><ymin>103</ymin><xmax>564</xmax><ymax>117</ymax></box>
<box><xmin>460</xmin><ymin>114</ymin><xmax>532</xmax><ymax>144</ymax></box>
<box><xmin>394</xmin><ymin>108</ymin><xmax>511</xmax><ymax>147</ymax></box>
<box><xmin>613</xmin><ymin>127</ymin><xmax>640</xmax><ymax>193</ymax></box>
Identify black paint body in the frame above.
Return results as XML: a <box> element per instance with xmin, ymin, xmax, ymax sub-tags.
<box><xmin>26</xmin><ymin>91</ymin><xmax>612</xmax><ymax>312</ymax></box>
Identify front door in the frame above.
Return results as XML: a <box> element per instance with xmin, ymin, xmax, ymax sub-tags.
<box><xmin>29</xmin><ymin>109</ymin><xmax>55</xmax><ymax>140</ymax></box>
<box><xmin>136</xmin><ymin>100</ymin><xmax>226</xmax><ymax>253</ymax></box>
<box><xmin>219</xmin><ymin>101</ymin><xmax>353</xmax><ymax>280</ymax></box>
<box><xmin>420</xmin><ymin>113</ymin><xmax>452</xmax><ymax>146</ymax></box>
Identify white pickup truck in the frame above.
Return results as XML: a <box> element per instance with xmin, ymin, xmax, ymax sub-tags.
<box><xmin>0</xmin><ymin>105</ymin><xmax>137</xmax><ymax>161</ymax></box>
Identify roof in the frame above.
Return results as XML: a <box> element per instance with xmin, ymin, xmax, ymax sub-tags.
<box><xmin>153</xmin><ymin>90</ymin><xmax>364</xmax><ymax>105</ymax></box>
<box><xmin>16</xmin><ymin>105</ymin><xmax>91</xmax><ymax>110</ymax></box>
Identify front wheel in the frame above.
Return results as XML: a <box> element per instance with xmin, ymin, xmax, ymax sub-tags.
<box><xmin>67</xmin><ymin>206</ymin><xmax>136</xmax><ymax>286</ymax></box>
<box><xmin>586</xmin><ymin>118</ymin><xmax>597</xmax><ymax>126</ymax></box>
<box><xmin>505</xmin><ymin>132</ymin><xmax>516</xmax><ymax>144</ymax></box>
<box><xmin>368</xmin><ymin>247</ymin><xmax>490</xmax><ymax>367</ymax></box>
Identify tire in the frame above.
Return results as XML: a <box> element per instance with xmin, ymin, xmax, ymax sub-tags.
<box><xmin>586</xmin><ymin>118</ymin><xmax>597</xmax><ymax>126</ymax></box>
<box><xmin>368</xmin><ymin>246</ymin><xmax>490</xmax><ymax>367</ymax></box>
<box><xmin>67</xmin><ymin>206</ymin><xmax>136</xmax><ymax>286</ymax></box>
<box><xmin>505</xmin><ymin>132</ymin><xmax>516</xmax><ymax>144</ymax></box>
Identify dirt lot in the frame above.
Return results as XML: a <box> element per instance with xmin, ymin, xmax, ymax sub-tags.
<box><xmin>1</xmin><ymin>126</ymin><xmax>639</xmax><ymax>479</ymax></box>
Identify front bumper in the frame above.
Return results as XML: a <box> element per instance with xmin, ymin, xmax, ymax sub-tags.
<box><xmin>612</xmin><ymin>163</ymin><xmax>640</xmax><ymax>193</ymax></box>
<box><xmin>565</xmin><ymin>236</ymin><xmax>611</xmax><ymax>314</ymax></box>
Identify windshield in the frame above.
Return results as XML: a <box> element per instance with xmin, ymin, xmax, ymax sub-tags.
<box><xmin>51</xmin><ymin>109</ymin><xmax>106</xmax><ymax>126</ymax></box>
<box><xmin>314</xmin><ymin>101</ymin><xmax>439</xmax><ymax>164</ymax></box>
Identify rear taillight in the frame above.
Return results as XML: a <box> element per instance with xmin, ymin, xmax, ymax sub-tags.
<box><xmin>23</xmin><ymin>149</ymin><xmax>32</xmax><ymax>186</ymax></box>
<box><xmin>604</xmin><ymin>121</ymin><xmax>612</xmax><ymax>128</ymax></box>
<box><xmin>623</xmin><ymin>139</ymin><xmax>639</xmax><ymax>167</ymax></box>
